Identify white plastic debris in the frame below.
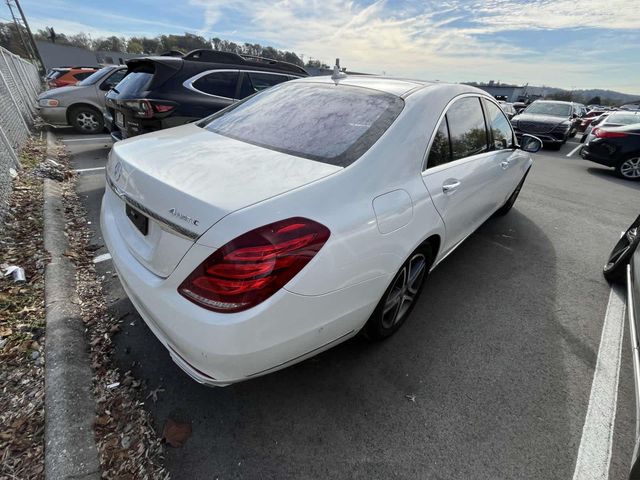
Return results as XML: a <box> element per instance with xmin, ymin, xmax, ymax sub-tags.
<box><xmin>2</xmin><ymin>265</ymin><xmax>26</xmax><ymax>282</ymax></box>
<box><xmin>9</xmin><ymin>167</ymin><xmax>17</xmax><ymax>178</ymax></box>
<box><xmin>106</xmin><ymin>382</ymin><xmax>120</xmax><ymax>390</ymax></box>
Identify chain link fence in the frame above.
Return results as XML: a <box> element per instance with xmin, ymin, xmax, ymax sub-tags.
<box><xmin>0</xmin><ymin>46</ymin><xmax>41</xmax><ymax>221</ymax></box>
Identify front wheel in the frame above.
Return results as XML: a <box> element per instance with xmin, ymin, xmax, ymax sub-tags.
<box><xmin>603</xmin><ymin>216</ymin><xmax>640</xmax><ymax>284</ymax></box>
<box><xmin>70</xmin><ymin>106</ymin><xmax>104</xmax><ymax>134</ymax></box>
<box><xmin>363</xmin><ymin>244</ymin><xmax>432</xmax><ymax>340</ymax></box>
<box><xmin>616</xmin><ymin>157</ymin><xmax>640</xmax><ymax>181</ymax></box>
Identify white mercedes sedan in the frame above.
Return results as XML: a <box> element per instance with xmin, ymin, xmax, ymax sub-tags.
<box><xmin>100</xmin><ymin>75</ymin><xmax>541</xmax><ymax>386</ymax></box>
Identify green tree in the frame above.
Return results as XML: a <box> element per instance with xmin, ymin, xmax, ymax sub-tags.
<box><xmin>127</xmin><ymin>39</ymin><xmax>144</xmax><ymax>54</ymax></box>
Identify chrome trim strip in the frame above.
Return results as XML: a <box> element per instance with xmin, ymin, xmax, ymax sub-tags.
<box><xmin>106</xmin><ymin>175</ymin><xmax>199</xmax><ymax>240</ymax></box>
<box><xmin>182</xmin><ymin>68</ymin><xmax>302</xmax><ymax>100</ymax></box>
<box><xmin>246</xmin><ymin>329</ymin><xmax>356</xmax><ymax>377</ymax></box>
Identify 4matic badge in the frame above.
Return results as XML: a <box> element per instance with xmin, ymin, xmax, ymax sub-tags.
<box><xmin>169</xmin><ymin>208</ymin><xmax>200</xmax><ymax>226</ymax></box>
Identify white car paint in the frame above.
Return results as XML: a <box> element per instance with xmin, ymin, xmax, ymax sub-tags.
<box><xmin>101</xmin><ymin>75</ymin><xmax>534</xmax><ymax>386</ymax></box>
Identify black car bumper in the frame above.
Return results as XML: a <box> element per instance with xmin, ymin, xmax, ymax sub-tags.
<box><xmin>579</xmin><ymin>144</ymin><xmax>618</xmax><ymax>167</ymax></box>
<box><xmin>515</xmin><ymin>130</ymin><xmax>567</xmax><ymax>144</ymax></box>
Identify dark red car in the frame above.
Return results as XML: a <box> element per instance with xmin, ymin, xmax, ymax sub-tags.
<box><xmin>578</xmin><ymin>110</ymin><xmax>606</xmax><ymax>133</ymax></box>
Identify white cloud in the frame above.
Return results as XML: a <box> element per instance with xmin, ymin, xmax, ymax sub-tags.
<box><xmin>188</xmin><ymin>0</ymin><xmax>639</xmax><ymax>93</ymax></box>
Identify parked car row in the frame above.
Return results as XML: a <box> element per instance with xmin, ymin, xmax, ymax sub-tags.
<box><xmin>37</xmin><ymin>50</ymin><xmax>309</xmax><ymax>136</ymax></box>
<box><xmin>45</xmin><ymin>65</ymin><xmax>100</xmax><ymax>88</ymax></box>
<box><xmin>580</xmin><ymin>111</ymin><xmax>640</xmax><ymax>180</ymax></box>
<box><xmin>38</xmin><ymin>65</ymin><xmax>127</xmax><ymax>133</ymax></box>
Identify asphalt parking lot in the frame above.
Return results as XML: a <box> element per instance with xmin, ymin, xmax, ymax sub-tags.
<box><xmin>61</xmin><ymin>129</ymin><xmax>640</xmax><ymax>480</ymax></box>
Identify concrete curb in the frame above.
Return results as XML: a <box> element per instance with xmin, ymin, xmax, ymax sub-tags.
<box><xmin>43</xmin><ymin>130</ymin><xmax>101</xmax><ymax>480</ymax></box>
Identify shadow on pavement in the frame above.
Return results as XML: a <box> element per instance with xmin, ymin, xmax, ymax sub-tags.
<box><xmin>586</xmin><ymin>167</ymin><xmax>640</xmax><ymax>191</ymax></box>
<box><xmin>110</xmin><ymin>209</ymin><xmax>567</xmax><ymax>480</ymax></box>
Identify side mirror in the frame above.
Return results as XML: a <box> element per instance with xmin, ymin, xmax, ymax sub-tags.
<box><xmin>99</xmin><ymin>82</ymin><xmax>113</xmax><ymax>91</ymax></box>
<box><xmin>520</xmin><ymin>134</ymin><xmax>543</xmax><ymax>153</ymax></box>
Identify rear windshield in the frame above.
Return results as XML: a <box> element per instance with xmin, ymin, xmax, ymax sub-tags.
<box><xmin>605</xmin><ymin>113</ymin><xmax>640</xmax><ymax>126</ymax></box>
<box><xmin>200</xmin><ymin>83</ymin><xmax>404</xmax><ymax>166</ymax></box>
<box><xmin>112</xmin><ymin>65</ymin><xmax>154</xmax><ymax>96</ymax></box>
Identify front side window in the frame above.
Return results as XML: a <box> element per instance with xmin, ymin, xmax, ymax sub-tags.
<box><xmin>201</xmin><ymin>83</ymin><xmax>404</xmax><ymax>167</ymax></box>
<box><xmin>426</xmin><ymin>119</ymin><xmax>451</xmax><ymax>169</ymax></box>
<box><xmin>193</xmin><ymin>71</ymin><xmax>239</xmax><ymax>98</ymax></box>
<box><xmin>238</xmin><ymin>72</ymin><xmax>290</xmax><ymax>98</ymax></box>
<box><xmin>446</xmin><ymin>97</ymin><xmax>489</xmax><ymax>161</ymax></box>
<box><xmin>484</xmin><ymin>100</ymin><xmax>514</xmax><ymax>150</ymax></box>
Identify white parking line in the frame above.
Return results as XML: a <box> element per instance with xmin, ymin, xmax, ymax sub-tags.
<box><xmin>572</xmin><ymin>284</ymin><xmax>626</xmax><ymax>480</ymax></box>
<box><xmin>93</xmin><ymin>253</ymin><xmax>111</xmax><ymax>263</ymax></box>
<box><xmin>74</xmin><ymin>166</ymin><xmax>105</xmax><ymax>173</ymax></box>
<box><xmin>566</xmin><ymin>145</ymin><xmax>583</xmax><ymax>157</ymax></box>
<box><xmin>62</xmin><ymin>136</ymin><xmax>111</xmax><ymax>143</ymax></box>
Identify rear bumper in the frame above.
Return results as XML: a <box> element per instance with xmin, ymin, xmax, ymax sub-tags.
<box><xmin>579</xmin><ymin>145</ymin><xmax>618</xmax><ymax>167</ymax></box>
<box><xmin>36</xmin><ymin>106</ymin><xmax>68</xmax><ymax>126</ymax></box>
<box><xmin>100</xmin><ymin>188</ymin><xmax>384</xmax><ymax>386</ymax></box>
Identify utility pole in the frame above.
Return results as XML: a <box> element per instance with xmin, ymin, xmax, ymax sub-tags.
<box><xmin>6</xmin><ymin>0</ymin><xmax>45</xmax><ymax>73</ymax></box>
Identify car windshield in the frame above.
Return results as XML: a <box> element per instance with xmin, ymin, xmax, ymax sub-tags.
<box><xmin>604</xmin><ymin>113</ymin><xmax>640</xmax><ymax>126</ymax></box>
<box><xmin>524</xmin><ymin>102</ymin><xmax>572</xmax><ymax>117</ymax></box>
<box><xmin>200</xmin><ymin>83</ymin><xmax>405</xmax><ymax>167</ymax></box>
<box><xmin>76</xmin><ymin>68</ymin><xmax>112</xmax><ymax>86</ymax></box>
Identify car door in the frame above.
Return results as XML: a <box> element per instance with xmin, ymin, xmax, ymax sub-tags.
<box><xmin>421</xmin><ymin>95</ymin><xmax>506</xmax><ymax>253</ymax></box>
<box><xmin>482</xmin><ymin>98</ymin><xmax>525</xmax><ymax>201</ymax></box>
<box><xmin>187</xmin><ymin>70</ymin><xmax>239</xmax><ymax>118</ymax></box>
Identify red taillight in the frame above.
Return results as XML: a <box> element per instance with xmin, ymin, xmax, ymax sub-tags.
<box><xmin>124</xmin><ymin>99</ymin><xmax>175</xmax><ymax>118</ymax></box>
<box><xmin>594</xmin><ymin>128</ymin><xmax>628</xmax><ymax>139</ymax></box>
<box><xmin>178</xmin><ymin>217</ymin><xmax>330</xmax><ymax>313</ymax></box>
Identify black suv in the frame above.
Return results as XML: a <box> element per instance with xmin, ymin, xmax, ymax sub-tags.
<box><xmin>105</xmin><ymin>50</ymin><xmax>308</xmax><ymax>140</ymax></box>
<box><xmin>511</xmin><ymin>100</ymin><xmax>583</xmax><ymax>148</ymax></box>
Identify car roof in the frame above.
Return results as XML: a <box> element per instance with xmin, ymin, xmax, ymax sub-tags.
<box><xmin>289</xmin><ymin>75</ymin><xmax>446</xmax><ymax>97</ymax></box>
<box><xmin>531</xmin><ymin>99</ymin><xmax>575</xmax><ymax>105</ymax></box>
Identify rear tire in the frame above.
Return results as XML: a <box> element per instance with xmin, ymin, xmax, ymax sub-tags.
<box><xmin>603</xmin><ymin>216</ymin><xmax>640</xmax><ymax>284</ymax></box>
<box><xmin>495</xmin><ymin>168</ymin><xmax>530</xmax><ymax>216</ymax></box>
<box><xmin>70</xmin><ymin>106</ymin><xmax>103</xmax><ymax>134</ymax></box>
<box><xmin>363</xmin><ymin>244</ymin><xmax>432</xmax><ymax>341</ymax></box>
<box><xmin>615</xmin><ymin>157</ymin><xmax>640</xmax><ymax>181</ymax></box>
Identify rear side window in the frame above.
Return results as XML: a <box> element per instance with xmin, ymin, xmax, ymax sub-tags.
<box><xmin>427</xmin><ymin>120</ymin><xmax>451</xmax><ymax>169</ymax></box>
<box><xmin>192</xmin><ymin>71</ymin><xmax>239</xmax><ymax>98</ymax></box>
<box><xmin>483</xmin><ymin>100</ymin><xmax>514</xmax><ymax>150</ymax></box>
<box><xmin>201</xmin><ymin>83</ymin><xmax>404</xmax><ymax>167</ymax></box>
<box><xmin>238</xmin><ymin>72</ymin><xmax>289</xmax><ymax>98</ymax></box>
<box><xmin>446</xmin><ymin>97</ymin><xmax>489</xmax><ymax>160</ymax></box>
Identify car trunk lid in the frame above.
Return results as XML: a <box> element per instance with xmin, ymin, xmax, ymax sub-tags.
<box><xmin>106</xmin><ymin>123</ymin><xmax>342</xmax><ymax>278</ymax></box>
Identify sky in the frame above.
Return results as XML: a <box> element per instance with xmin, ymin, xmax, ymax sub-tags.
<box><xmin>12</xmin><ymin>0</ymin><xmax>640</xmax><ymax>95</ymax></box>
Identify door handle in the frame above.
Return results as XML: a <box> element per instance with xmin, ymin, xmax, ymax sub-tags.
<box><xmin>442</xmin><ymin>180</ymin><xmax>461</xmax><ymax>194</ymax></box>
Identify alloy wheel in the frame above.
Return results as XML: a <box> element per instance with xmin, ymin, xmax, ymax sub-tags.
<box><xmin>76</xmin><ymin>111</ymin><xmax>99</xmax><ymax>132</ymax></box>
<box><xmin>620</xmin><ymin>158</ymin><xmax>640</xmax><ymax>179</ymax></box>
<box><xmin>381</xmin><ymin>253</ymin><xmax>427</xmax><ymax>329</ymax></box>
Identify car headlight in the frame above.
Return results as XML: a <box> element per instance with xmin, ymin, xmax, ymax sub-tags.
<box><xmin>38</xmin><ymin>98</ymin><xmax>59</xmax><ymax>107</ymax></box>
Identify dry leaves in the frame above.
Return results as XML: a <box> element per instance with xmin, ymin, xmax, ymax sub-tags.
<box><xmin>0</xmin><ymin>136</ymin><xmax>47</xmax><ymax>480</ymax></box>
<box><xmin>161</xmin><ymin>419</ymin><xmax>192</xmax><ymax>448</ymax></box>
<box><xmin>61</xmin><ymin>144</ymin><xmax>169</xmax><ymax>479</ymax></box>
